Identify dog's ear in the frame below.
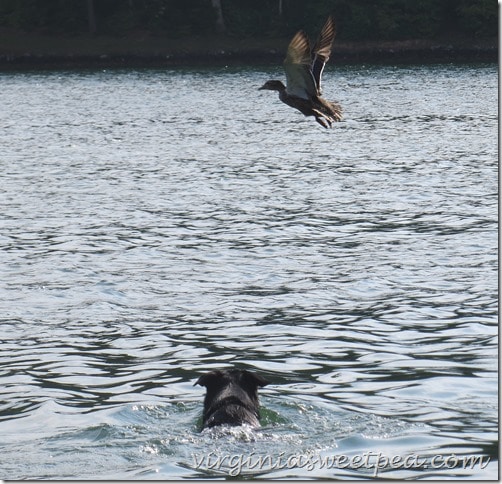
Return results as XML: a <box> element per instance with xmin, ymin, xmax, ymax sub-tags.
<box><xmin>242</xmin><ymin>370</ymin><xmax>270</xmax><ymax>388</ymax></box>
<box><xmin>194</xmin><ymin>370</ymin><xmax>221</xmax><ymax>387</ymax></box>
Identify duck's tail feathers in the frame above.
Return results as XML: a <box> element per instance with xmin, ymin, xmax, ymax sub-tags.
<box><xmin>328</xmin><ymin>101</ymin><xmax>343</xmax><ymax>122</ymax></box>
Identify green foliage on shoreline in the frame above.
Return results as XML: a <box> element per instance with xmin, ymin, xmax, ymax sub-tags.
<box><xmin>0</xmin><ymin>0</ymin><xmax>497</xmax><ymax>40</ymax></box>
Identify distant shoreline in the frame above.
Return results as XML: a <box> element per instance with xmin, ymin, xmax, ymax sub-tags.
<box><xmin>0</xmin><ymin>32</ymin><xmax>496</xmax><ymax>70</ymax></box>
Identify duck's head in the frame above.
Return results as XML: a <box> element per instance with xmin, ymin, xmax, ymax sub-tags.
<box><xmin>259</xmin><ymin>80</ymin><xmax>286</xmax><ymax>91</ymax></box>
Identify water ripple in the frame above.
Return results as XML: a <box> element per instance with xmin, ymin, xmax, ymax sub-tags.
<box><xmin>0</xmin><ymin>63</ymin><xmax>497</xmax><ymax>479</ymax></box>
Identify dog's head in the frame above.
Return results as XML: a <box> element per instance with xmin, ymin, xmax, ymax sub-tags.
<box><xmin>194</xmin><ymin>369</ymin><xmax>270</xmax><ymax>427</ymax></box>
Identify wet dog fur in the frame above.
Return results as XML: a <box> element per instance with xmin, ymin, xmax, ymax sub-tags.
<box><xmin>194</xmin><ymin>369</ymin><xmax>269</xmax><ymax>429</ymax></box>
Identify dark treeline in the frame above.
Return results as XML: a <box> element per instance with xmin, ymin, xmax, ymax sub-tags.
<box><xmin>0</xmin><ymin>0</ymin><xmax>497</xmax><ymax>41</ymax></box>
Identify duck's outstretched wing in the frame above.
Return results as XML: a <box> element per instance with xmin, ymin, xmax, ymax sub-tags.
<box><xmin>283</xmin><ymin>30</ymin><xmax>317</xmax><ymax>100</ymax></box>
<box><xmin>311</xmin><ymin>16</ymin><xmax>336</xmax><ymax>95</ymax></box>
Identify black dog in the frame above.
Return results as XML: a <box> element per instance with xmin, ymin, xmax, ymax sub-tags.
<box><xmin>194</xmin><ymin>369</ymin><xmax>269</xmax><ymax>429</ymax></box>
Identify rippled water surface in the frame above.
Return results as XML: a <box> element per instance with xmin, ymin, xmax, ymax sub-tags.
<box><xmin>0</xmin><ymin>63</ymin><xmax>498</xmax><ymax>479</ymax></box>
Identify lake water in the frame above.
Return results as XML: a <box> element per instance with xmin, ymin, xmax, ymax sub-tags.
<box><xmin>0</xmin><ymin>63</ymin><xmax>498</xmax><ymax>479</ymax></box>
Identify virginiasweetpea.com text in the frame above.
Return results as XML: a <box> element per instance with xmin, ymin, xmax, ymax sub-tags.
<box><xmin>192</xmin><ymin>450</ymin><xmax>491</xmax><ymax>477</ymax></box>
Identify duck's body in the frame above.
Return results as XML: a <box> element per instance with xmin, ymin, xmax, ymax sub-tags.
<box><xmin>259</xmin><ymin>16</ymin><xmax>342</xmax><ymax>128</ymax></box>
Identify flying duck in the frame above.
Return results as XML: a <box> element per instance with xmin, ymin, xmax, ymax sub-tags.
<box><xmin>259</xmin><ymin>16</ymin><xmax>342</xmax><ymax>128</ymax></box>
